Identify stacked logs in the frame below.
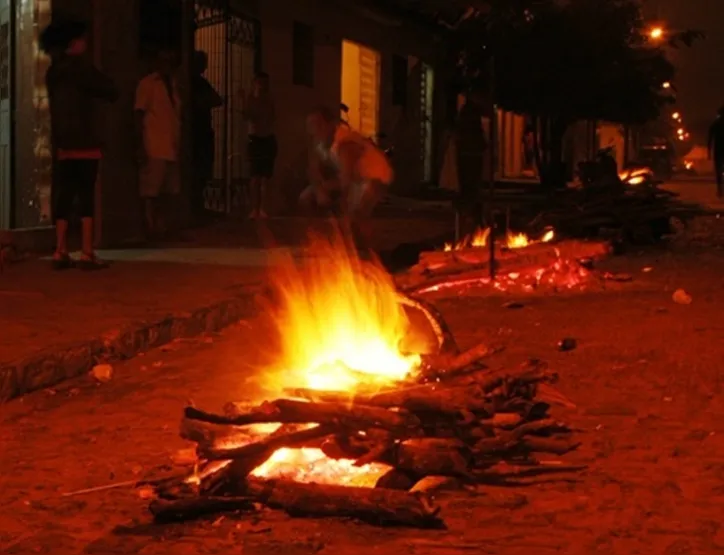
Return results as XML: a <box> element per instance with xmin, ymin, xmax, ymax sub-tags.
<box><xmin>149</xmin><ymin>346</ymin><xmax>582</xmax><ymax>528</ymax></box>
<box><xmin>395</xmin><ymin>239</ymin><xmax>612</xmax><ymax>293</ymax></box>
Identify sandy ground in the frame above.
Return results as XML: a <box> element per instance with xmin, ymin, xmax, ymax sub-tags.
<box><xmin>2</xmin><ymin>246</ymin><xmax>724</xmax><ymax>555</ymax></box>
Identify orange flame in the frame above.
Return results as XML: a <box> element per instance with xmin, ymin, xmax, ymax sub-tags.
<box><xmin>267</xmin><ymin>233</ymin><xmax>421</xmax><ymax>392</ymax></box>
<box><xmin>444</xmin><ymin>227</ymin><xmax>554</xmax><ymax>251</ymax></box>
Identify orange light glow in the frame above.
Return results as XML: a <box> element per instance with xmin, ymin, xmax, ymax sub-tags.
<box><xmin>251</xmin><ymin>447</ymin><xmax>391</xmax><ymax>486</ymax></box>
<box><xmin>444</xmin><ymin>227</ymin><xmax>554</xmax><ymax>252</ymax></box>
<box><xmin>268</xmin><ymin>233</ymin><xmax>421</xmax><ymax>393</ymax></box>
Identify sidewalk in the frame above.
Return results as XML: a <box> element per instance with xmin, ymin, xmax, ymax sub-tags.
<box><xmin>0</xmin><ymin>216</ymin><xmax>452</xmax><ymax>402</ymax></box>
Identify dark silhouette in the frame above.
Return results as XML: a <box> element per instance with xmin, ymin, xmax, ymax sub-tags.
<box><xmin>191</xmin><ymin>50</ymin><xmax>223</xmax><ymax>221</ymax></box>
<box><xmin>40</xmin><ymin>19</ymin><xmax>118</xmax><ymax>270</ymax></box>
<box><xmin>708</xmin><ymin>106</ymin><xmax>724</xmax><ymax>197</ymax></box>
<box><xmin>455</xmin><ymin>92</ymin><xmax>487</xmax><ymax>230</ymax></box>
<box><xmin>243</xmin><ymin>72</ymin><xmax>277</xmax><ymax>219</ymax></box>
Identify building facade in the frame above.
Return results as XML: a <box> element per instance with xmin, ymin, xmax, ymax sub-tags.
<box><xmin>0</xmin><ymin>0</ymin><xmax>534</xmax><ymax>245</ymax></box>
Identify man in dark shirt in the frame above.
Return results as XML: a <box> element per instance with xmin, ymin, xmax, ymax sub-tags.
<box><xmin>191</xmin><ymin>50</ymin><xmax>223</xmax><ymax>221</ymax></box>
<box><xmin>708</xmin><ymin>106</ymin><xmax>724</xmax><ymax>197</ymax></box>
<box><xmin>41</xmin><ymin>19</ymin><xmax>117</xmax><ymax>270</ymax></box>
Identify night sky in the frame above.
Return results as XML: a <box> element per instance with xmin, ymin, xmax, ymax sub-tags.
<box><xmin>654</xmin><ymin>0</ymin><xmax>724</xmax><ymax>141</ymax></box>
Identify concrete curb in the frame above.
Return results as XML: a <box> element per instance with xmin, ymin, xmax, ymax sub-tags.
<box><xmin>0</xmin><ymin>285</ymin><xmax>265</xmax><ymax>403</ymax></box>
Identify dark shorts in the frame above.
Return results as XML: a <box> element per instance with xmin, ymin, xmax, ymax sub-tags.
<box><xmin>53</xmin><ymin>159</ymin><xmax>99</xmax><ymax>221</ymax></box>
<box><xmin>248</xmin><ymin>135</ymin><xmax>277</xmax><ymax>178</ymax></box>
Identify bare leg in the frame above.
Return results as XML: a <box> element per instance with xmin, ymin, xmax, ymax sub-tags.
<box><xmin>258</xmin><ymin>177</ymin><xmax>268</xmax><ymax>218</ymax></box>
<box><xmin>144</xmin><ymin>198</ymin><xmax>157</xmax><ymax>237</ymax></box>
<box><xmin>80</xmin><ymin>217</ymin><xmax>94</xmax><ymax>257</ymax></box>
<box><xmin>54</xmin><ymin>219</ymin><xmax>69</xmax><ymax>258</ymax></box>
<box><xmin>249</xmin><ymin>177</ymin><xmax>260</xmax><ymax>218</ymax></box>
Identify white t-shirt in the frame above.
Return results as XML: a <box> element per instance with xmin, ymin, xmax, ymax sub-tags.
<box><xmin>135</xmin><ymin>72</ymin><xmax>182</xmax><ymax>161</ymax></box>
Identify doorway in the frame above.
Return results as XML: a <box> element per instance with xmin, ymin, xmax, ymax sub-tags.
<box><xmin>420</xmin><ymin>62</ymin><xmax>434</xmax><ymax>182</ymax></box>
<box><xmin>340</xmin><ymin>40</ymin><xmax>380</xmax><ymax>138</ymax></box>
<box><xmin>0</xmin><ymin>0</ymin><xmax>12</xmax><ymax>228</ymax></box>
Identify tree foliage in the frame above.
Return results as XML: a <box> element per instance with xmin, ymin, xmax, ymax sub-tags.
<box><xmin>447</xmin><ymin>0</ymin><xmax>699</xmax><ymax>126</ymax></box>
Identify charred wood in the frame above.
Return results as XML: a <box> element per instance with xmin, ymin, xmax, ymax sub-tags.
<box><xmin>243</xmin><ymin>478</ymin><xmax>445</xmax><ymax>529</ymax></box>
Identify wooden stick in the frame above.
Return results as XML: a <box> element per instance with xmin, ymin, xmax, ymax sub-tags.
<box><xmin>200</xmin><ymin>424</ymin><xmax>336</xmax><ymax>461</ymax></box>
<box><xmin>244</xmin><ymin>478</ymin><xmax>445</xmax><ymax>529</ymax></box>
<box><xmin>185</xmin><ymin>399</ymin><xmax>420</xmax><ymax>431</ymax></box>
<box><xmin>149</xmin><ymin>496</ymin><xmax>255</xmax><ymax>523</ymax></box>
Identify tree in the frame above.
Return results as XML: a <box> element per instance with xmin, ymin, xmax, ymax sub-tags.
<box><xmin>443</xmin><ymin>0</ymin><xmax>700</xmax><ymax>188</ymax></box>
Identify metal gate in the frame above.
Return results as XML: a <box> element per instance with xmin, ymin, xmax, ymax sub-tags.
<box><xmin>419</xmin><ymin>63</ymin><xmax>434</xmax><ymax>183</ymax></box>
<box><xmin>0</xmin><ymin>0</ymin><xmax>12</xmax><ymax>228</ymax></box>
<box><xmin>194</xmin><ymin>0</ymin><xmax>259</xmax><ymax>213</ymax></box>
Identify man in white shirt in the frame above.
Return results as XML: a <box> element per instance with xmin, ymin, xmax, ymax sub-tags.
<box><xmin>135</xmin><ymin>49</ymin><xmax>182</xmax><ymax>237</ymax></box>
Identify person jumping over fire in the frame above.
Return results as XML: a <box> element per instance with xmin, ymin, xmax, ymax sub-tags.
<box><xmin>708</xmin><ymin>105</ymin><xmax>724</xmax><ymax>198</ymax></box>
<box><xmin>300</xmin><ymin>106</ymin><xmax>393</xmax><ymax>248</ymax></box>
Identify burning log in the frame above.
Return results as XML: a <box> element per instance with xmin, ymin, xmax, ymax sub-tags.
<box><xmin>200</xmin><ymin>424</ymin><xmax>337</xmax><ymax>461</ymax></box>
<box><xmin>421</xmin><ymin>341</ymin><xmax>505</xmax><ymax>380</ymax></box>
<box><xmin>385</xmin><ymin>439</ymin><xmax>474</xmax><ymax>480</ymax></box>
<box><xmin>397</xmin><ymin>293</ymin><xmax>459</xmax><ymax>355</ymax></box>
<box><xmin>243</xmin><ymin>478</ymin><xmax>445</xmax><ymax>529</ymax></box>
<box><xmin>149</xmin><ymin>496</ymin><xmax>255</xmax><ymax>523</ymax></box>
<box><xmin>186</xmin><ymin>399</ymin><xmax>420</xmax><ymax>431</ymax></box>
<box><xmin>417</xmin><ymin>239</ymin><xmax>611</xmax><ymax>271</ymax></box>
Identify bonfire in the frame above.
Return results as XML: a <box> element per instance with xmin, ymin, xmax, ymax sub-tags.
<box><xmin>147</xmin><ymin>234</ymin><xmax>581</xmax><ymax>528</ymax></box>
<box><xmin>444</xmin><ymin>227</ymin><xmax>555</xmax><ymax>252</ymax></box>
<box><xmin>399</xmin><ymin>227</ymin><xmax>616</xmax><ymax>295</ymax></box>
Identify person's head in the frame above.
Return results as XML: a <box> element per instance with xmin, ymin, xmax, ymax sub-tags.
<box><xmin>253</xmin><ymin>72</ymin><xmax>270</xmax><ymax>95</ymax></box>
<box><xmin>718</xmin><ymin>105</ymin><xmax>724</xmax><ymax>118</ymax></box>
<box><xmin>306</xmin><ymin>106</ymin><xmax>338</xmax><ymax>146</ymax></box>
<box><xmin>39</xmin><ymin>19</ymin><xmax>88</xmax><ymax>57</ymax></box>
<box><xmin>156</xmin><ymin>48</ymin><xmax>177</xmax><ymax>76</ymax></box>
<box><xmin>193</xmin><ymin>50</ymin><xmax>208</xmax><ymax>75</ymax></box>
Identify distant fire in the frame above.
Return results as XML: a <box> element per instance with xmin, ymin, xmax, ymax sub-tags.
<box><xmin>444</xmin><ymin>228</ymin><xmax>554</xmax><ymax>252</ymax></box>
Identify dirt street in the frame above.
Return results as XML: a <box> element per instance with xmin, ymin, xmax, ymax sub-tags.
<box><xmin>2</xmin><ymin>248</ymin><xmax>724</xmax><ymax>555</ymax></box>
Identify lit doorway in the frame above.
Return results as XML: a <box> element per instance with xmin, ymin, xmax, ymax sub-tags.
<box><xmin>341</xmin><ymin>40</ymin><xmax>380</xmax><ymax>138</ymax></box>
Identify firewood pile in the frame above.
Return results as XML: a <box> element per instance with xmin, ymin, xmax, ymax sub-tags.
<box><xmin>396</xmin><ymin>238</ymin><xmax>613</xmax><ymax>294</ymax></box>
<box><xmin>528</xmin><ymin>185</ymin><xmax>700</xmax><ymax>243</ymax></box>
<box><xmin>148</xmin><ymin>344</ymin><xmax>582</xmax><ymax>529</ymax></box>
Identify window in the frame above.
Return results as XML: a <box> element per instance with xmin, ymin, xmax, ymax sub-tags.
<box><xmin>391</xmin><ymin>54</ymin><xmax>407</xmax><ymax>107</ymax></box>
<box><xmin>292</xmin><ymin>21</ymin><xmax>314</xmax><ymax>87</ymax></box>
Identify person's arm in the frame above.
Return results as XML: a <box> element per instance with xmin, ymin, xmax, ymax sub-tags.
<box><xmin>207</xmin><ymin>81</ymin><xmax>223</xmax><ymax>108</ymax></box>
<box><xmin>709</xmin><ymin>123</ymin><xmax>715</xmax><ymax>159</ymax></box>
<box><xmin>134</xmin><ymin>78</ymin><xmax>150</xmax><ymax>162</ymax></box>
<box><xmin>82</xmin><ymin>62</ymin><xmax>118</xmax><ymax>102</ymax></box>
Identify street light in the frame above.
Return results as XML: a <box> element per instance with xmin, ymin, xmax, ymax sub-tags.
<box><xmin>672</xmin><ymin>112</ymin><xmax>680</xmax><ymax>120</ymax></box>
<box><xmin>649</xmin><ymin>26</ymin><xmax>664</xmax><ymax>40</ymax></box>
<box><xmin>662</xmin><ymin>81</ymin><xmax>671</xmax><ymax>89</ymax></box>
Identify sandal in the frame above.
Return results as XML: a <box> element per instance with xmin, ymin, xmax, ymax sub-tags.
<box><xmin>77</xmin><ymin>253</ymin><xmax>109</xmax><ymax>271</ymax></box>
<box><xmin>51</xmin><ymin>252</ymin><xmax>74</xmax><ymax>271</ymax></box>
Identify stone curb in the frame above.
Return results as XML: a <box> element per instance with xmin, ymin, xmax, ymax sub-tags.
<box><xmin>0</xmin><ymin>285</ymin><xmax>265</xmax><ymax>403</ymax></box>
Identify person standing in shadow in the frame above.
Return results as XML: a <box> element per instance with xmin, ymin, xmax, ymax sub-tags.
<box><xmin>191</xmin><ymin>50</ymin><xmax>223</xmax><ymax>223</ymax></box>
<box><xmin>243</xmin><ymin>72</ymin><xmax>277</xmax><ymax>219</ymax></box>
<box><xmin>455</xmin><ymin>91</ymin><xmax>487</xmax><ymax>232</ymax></box>
<box><xmin>41</xmin><ymin>19</ymin><xmax>118</xmax><ymax>270</ymax></box>
<box><xmin>708</xmin><ymin>106</ymin><xmax>724</xmax><ymax>198</ymax></box>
